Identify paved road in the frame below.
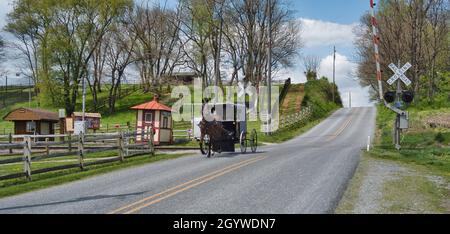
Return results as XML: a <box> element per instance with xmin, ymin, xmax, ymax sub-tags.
<box><xmin>0</xmin><ymin>107</ymin><xmax>376</xmax><ymax>214</ymax></box>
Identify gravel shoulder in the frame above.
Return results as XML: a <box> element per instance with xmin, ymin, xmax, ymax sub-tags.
<box><xmin>336</xmin><ymin>153</ymin><xmax>450</xmax><ymax>214</ymax></box>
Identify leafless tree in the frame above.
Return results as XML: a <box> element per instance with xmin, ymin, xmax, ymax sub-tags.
<box><xmin>302</xmin><ymin>55</ymin><xmax>320</xmax><ymax>81</ymax></box>
<box><xmin>130</xmin><ymin>1</ymin><xmax>185</xmax><ymax>93</ymax></box>
<box><xmin>226</xmin><ymin>0</ymin><xmax>301</xmax><ymax>86</ymax></box>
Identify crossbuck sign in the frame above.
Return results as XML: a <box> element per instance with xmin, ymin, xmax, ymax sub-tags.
<box><xmin>387</xmin><ymin>62</ymin><xmax>412</xmax><ymax>86</ymax></box>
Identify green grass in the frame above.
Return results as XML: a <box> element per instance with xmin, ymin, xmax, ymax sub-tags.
<box><xmin>381</xmin><ymin>172</ymin><xmax>448</xmax><ymax>213</ymax></box>
<box><xmin>247</xmin><ymin>115</ymin><xmax>331</xmax><ymax>144</ymax></box>
<box><xmin>0</xmin><ymin>153</ymin><xmax>189</xmax><ymax>198</ymax></box>
<box><xmin>0</xmin><ymin>149</ymin><xmax>134</xmax><ymax>176</ymax></box>
<box><xmin>336</xmin><ymin>152</ymin><xmax>450</xmax><ymax>214</ymax></box>
<box><xmin>371</xmin><ymin>105</ymin><xmax>450</xmax><ymax>175</ymax></box>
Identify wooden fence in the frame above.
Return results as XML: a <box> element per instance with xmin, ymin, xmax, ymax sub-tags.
<box><xmin>278</xmin><ymin>107</ymin><xmax>313</xmax><ymax>130</ymax></box>
<box><xmin>0</xmin><ymin>130</ymin><xmax>155</xmax><ymax>181</ymax></box>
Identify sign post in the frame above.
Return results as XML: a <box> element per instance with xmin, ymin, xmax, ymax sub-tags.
<box><xmin>386</xmin><ymin>61</ymin><xmax>412</xmax><ymax>150</ymax></box>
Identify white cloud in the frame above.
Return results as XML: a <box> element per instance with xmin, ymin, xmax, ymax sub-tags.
<box><xmin>318</xmin><ymin>53</ymin><xmax>373</xmax><ymax>107</ymax></box>
<box><xmin>0</xmin><ymin>0</ymin><xmax>13</xmax><ymax>30</ymax></box>
<box><xmin>300</xmin><ymin>18</ymin><xmax>357</xmax><ymax>49</ymax></box>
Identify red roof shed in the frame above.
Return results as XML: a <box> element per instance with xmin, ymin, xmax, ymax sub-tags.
<box><xmin>131</xmin><ymin>96</ymin><xmax>173</xmax><ymax>145</ymax></box>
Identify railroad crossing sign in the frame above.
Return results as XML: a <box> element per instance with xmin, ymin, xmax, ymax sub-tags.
<box><xmin>387</xmin><ymin>62</ymin><xmax>412</xmax><ymax>86</ymax></box>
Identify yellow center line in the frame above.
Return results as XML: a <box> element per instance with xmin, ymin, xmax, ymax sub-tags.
<box><xmin>108</xmin><ymin>156</ymin><xmax>265</xmax><ymax>214</ymax></box>
<box><xmin>327</xmin><ymin>110</ymin><xmax>357</xmax><ymax>142</ymax></box>
<box><xmin>124</xmin><ymin>156</ymin><xmax>266</xmax><ymax>214</ymax></box>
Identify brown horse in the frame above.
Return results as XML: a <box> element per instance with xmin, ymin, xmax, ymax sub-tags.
<box><xmin>198</xmin><ymin>117</ymin><xmax>233</xmax><ymax>156</ymax></box>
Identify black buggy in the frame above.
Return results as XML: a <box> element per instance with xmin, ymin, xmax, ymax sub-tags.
<box><xmin>197</xmin><ymin>103</ymin><xmax>257</xmax><ymax>158</ymax></box>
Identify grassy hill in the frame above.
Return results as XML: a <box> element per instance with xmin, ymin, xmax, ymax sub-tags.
<box><xmin>281</xmin><ymin>84</ymin><xmax>305</xmax><ymax>115</ymax></box>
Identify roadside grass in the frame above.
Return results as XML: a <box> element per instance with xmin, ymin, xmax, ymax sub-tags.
<box><xmin>247</xmin><ymin>115</ymin><xmax>330</xmax><ymax>144</ymax></box>
<box><xmin>337</xmin><ymin>105</ymin><xmax>450</xmax><ymax>214</ymax></box>
<box><xmin>335</xmin><ymin>154</ymin><xmax>370</xmax><ymax>213</ymax></box>
<box><xmin>336</xmin><ymin>152</ymin><xmax>450</xmax><ymax>214</ymax></box>
<box><xmin>0</xmin><ymin>153</ymin><xmax>189</xmax><ymax>198</ymax></box>
<box><xmin>0</xmin><ymin>150</ymin><xmax>134</xmax><ymax>176</ymax></box>
<box><xmin>372</xmin><ymin>105</ymin><xmax>450</xmax><ymax>175</ymax></box>
<box><xmin>381</xmin><ymin>172</ymin><xmax>448</xmax><ymax>213</ymax></box>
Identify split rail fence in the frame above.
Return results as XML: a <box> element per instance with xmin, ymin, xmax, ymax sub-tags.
<box><xmin>0</xmin><ymin>130</ymin><xmax>155</xmax><ymax>181</ymax></box>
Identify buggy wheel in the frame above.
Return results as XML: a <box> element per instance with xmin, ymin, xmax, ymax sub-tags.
<box><xmin>240</xmin><ymin>131</ymin><xmax>247</xmax><ymax>154</ymax></box>
<box><xmin>200</xmin><ymin>134</ymin><xmax>212</xmax><ymax>158</ymax></box>
<box><xmin>250</xmin><ymin>129</ymin><xmax>258</xmax><ymax>153</ymax></box>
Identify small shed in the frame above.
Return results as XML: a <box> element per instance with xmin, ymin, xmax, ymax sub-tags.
<box><xmin>3</xmin><ymin>108</ymin><xmax>59</xmax><ymax>136</ymax></box>
<box><xmin>131</xmin><ymin>96</ymin><xmax>173</xmax><ymax>145</ymax></box>
<box><xmin>65</xmin><ymin>112</ymin><xmax>102</xmax><ymax>133</ymax></box>
<box><xmin>162</xmin><ymin>72</ymin><xmax>198</xmax><ymax>85</ymax></box>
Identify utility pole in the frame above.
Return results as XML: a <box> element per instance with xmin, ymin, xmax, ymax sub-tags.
<box><xmin>394</xmin><ymin>60</ymin><xmax>402</xmax><ymax>150</ymax></box>
<box><xmin>332</xmin><ymin>46</ymin><xmax>336</xmax><ymax>103</ymax></box>
<box><xmin>28</xmin><ymin>75</ymin><xmax>31</xmax><ymax>107</ymax></box>
<box><xmin>3</xmin><ymin>75</ymin><xmax>6</xmax><ymax>107</ymax></box>
<box><xmin>215</xmin><ymin>0</ymin><xmax>225</xmax><ymax>87</ymax></box>
<box><xmin>267</xmin><ymin>0</ymin><xmax>272</xmax><ymax>135</ymax></box>
<box><xmin>349</xmin><ymin>91</ymin><xmax>352</xmax><ymax>109</ymax></box>
<box><xmin>82</xmin><ymin>73</ymin><xmax>86</xmax><ymax>133</ymax></box>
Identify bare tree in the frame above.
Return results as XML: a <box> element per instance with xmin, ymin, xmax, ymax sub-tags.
<box><xmin>302</xmin><ymin>55</ymin><xmax>320</xmax><ymax>81</ymax></box>
<box><xmin>0</xmin><ymin>35</ymin><xmax>5</xmax><ymax>65</ymax></box>
<box><xmin>177</xmin><ymin>0</ymin><xmax>216</xmax><ymax>87</ymax></box>
<box><xmin>103</xmin><ymin>19</ymin><xmax>137</xmax><ymax>113</ymax></box>
<box><xmin>130</xmin><ymin>1</ymin><xmax>184</xmax><ymax>93</ymax></box>
<box><xmin>227</xmin><ymin>0</ymin><xmax>301</xmax><ymax>85</ymax></box>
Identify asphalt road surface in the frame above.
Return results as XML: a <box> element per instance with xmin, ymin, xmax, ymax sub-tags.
<box><xmin>0</xmin><ymin>107</ymin><xmax>376</xmax><ymax>214</ymax></box>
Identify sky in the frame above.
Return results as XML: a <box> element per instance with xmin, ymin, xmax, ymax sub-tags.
<box><xmin>0</xmin><ymin>0</ymin><xmax>374</xmax><ymax>107</ymax></box>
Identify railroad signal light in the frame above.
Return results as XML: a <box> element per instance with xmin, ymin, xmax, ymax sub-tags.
<box><xmin>384</xmin><ymin>91</ymin><xmax>396</xmax><ymax>103</ymax></box>
<box><xmin>402</xmin><ymin>91</ymin><xmax>414</xmax><ymax>104</ymax></box>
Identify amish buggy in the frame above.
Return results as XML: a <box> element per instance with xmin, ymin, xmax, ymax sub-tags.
<box><xmin>195</xmin><ymin>103</ymin><xmax>257</xmax><ymax>158</ymax></box>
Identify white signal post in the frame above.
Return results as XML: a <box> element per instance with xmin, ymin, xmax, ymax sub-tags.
<box><xmin>370</xmin><ymin>0</ymin><xmax>384</xmax><ymax>101</ymax></box>
<box><xmin>370</xmin><ymin>1</ymin><xmax>412</xmax><ymax>150</ymax></box>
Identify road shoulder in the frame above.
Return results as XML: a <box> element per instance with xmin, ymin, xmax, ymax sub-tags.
<box><xmin>336</xmin><ymin>152</ymin><xmax>450</xmax><ymax>214</ymax></box>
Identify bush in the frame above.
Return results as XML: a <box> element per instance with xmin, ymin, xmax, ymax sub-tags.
<box><xmin>435</xmin><ymin>132</ymin><xmax>445</xmax><ymax>143</ymax></box>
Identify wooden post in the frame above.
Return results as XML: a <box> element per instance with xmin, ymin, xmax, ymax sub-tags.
<box><xmin>23</xmin><ymin>136</ymin><xmax>32</xmax><ymax>180</ymax></box>
<box><xmin>106</xmin><ymin>124</ymin><xmax>109</xmax><ymax>133</ymax></box>
<box><xmin>127</xmin><ymin>130</ymin><xmax>132</xmax><ymax>154</ymax></box>
<box><xmin>45</xmin><ymin>138</ymin><xmax>49</xmax><ymax>156</ymax></box>
<box><xmin>77</xmin><ymin>134</ymin><xmax>85</xmax><ymax>170</ymax></box>
<box><xmin>8</xmin><ymin>133</ymin><xmax>12</xmax><ymax>154</ymax></box>
<box><xmin>148</xmin><ymin>128</ymin><xmax>155</xmax><ymax>156</ymax></box>
<box><xmin>118</xmin><ymin>132</ymin><xmax>125</xmax><ymax>161</ymax></box>
<box><xmin>68</xmin><ymin>133</ymin><xmax>72</xmax><ymax>152</ymax></box>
